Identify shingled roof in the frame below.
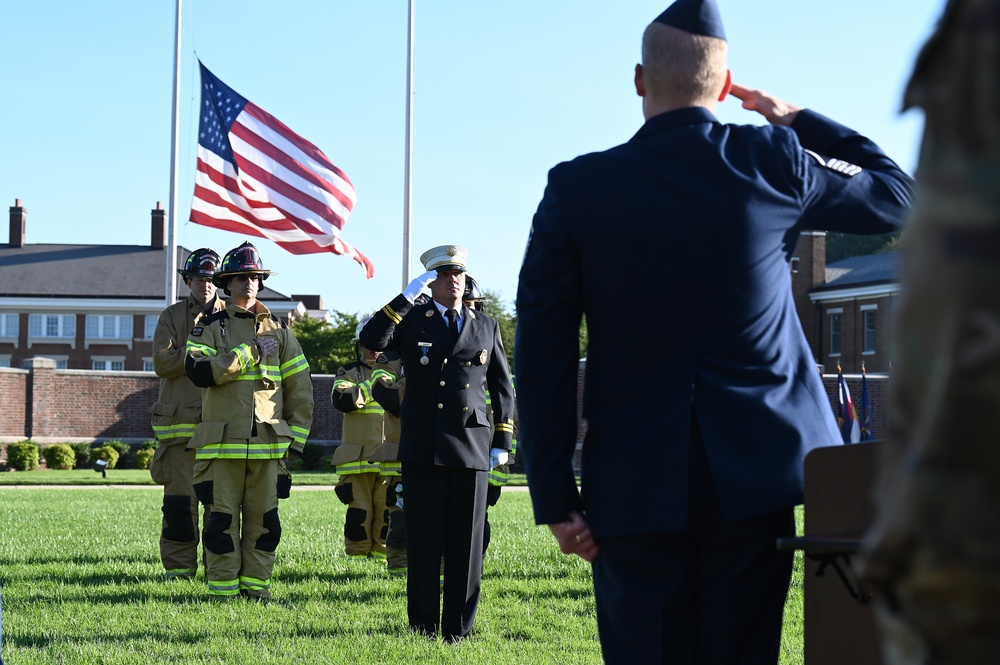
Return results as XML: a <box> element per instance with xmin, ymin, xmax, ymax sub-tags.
<box><xmin>1</xmin><ymin>200</ymin><xmax>293</xmax><ymax>303</ymax></box>
<box><xmin>813</xmin><ymin>251</ymin><xmax>899</xmax><ymax>292</ymax></box>
<box><xmin>0</xmin><ymin>242</ymin><xmax>291</xmax><ymax>301</ymax></box>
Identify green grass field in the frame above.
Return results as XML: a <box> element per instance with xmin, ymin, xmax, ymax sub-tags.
<box><xmin>0</xmin><ymin>476</ymin><xmax>805</xmax><ymax>664</ymax></box>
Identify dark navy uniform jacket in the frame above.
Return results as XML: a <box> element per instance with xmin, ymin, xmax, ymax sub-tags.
<box><xmin>515</xmin><ymin>107</ymin><xmax>914</xmax><ymax>538</ymax></box>
<box><xmin>360</xmin><ymin>294</ymin><xmax>515</xmax><ymax>471</ymax></box>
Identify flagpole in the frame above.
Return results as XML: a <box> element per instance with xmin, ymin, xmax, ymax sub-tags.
<box><xmin>401</xmin><ymin>0</ymin><xmax>415</xmax><ymax>290</ymax></box>
<box><xmin>166</xmin><ymin>0</ymin><xmax>183</xmax><ymax>306</ymax></box>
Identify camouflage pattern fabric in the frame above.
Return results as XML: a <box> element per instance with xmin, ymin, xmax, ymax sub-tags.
<box><xmin>859</xmin><ymin>1</ymin><xmax>1000</xmax><ymax>662</ymax></box>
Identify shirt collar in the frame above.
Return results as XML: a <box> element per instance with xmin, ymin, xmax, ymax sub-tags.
<box><xmin>631</xmin><ymin>106</ymin><xmax>719</xmax><ymax>142</ymax></box>
<box><xmin>432</xmin><ymin>300</ymin><xmax>464</xmax><ymax>323</ymax></box>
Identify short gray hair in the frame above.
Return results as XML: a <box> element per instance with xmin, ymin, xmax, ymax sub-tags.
<box><xmin>641</xmin><ymin>22</ymin><xmax>727</xmax><ymax>106</ymax></box>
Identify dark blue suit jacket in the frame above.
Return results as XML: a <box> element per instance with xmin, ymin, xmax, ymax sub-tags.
<box><xmin>515</xmin><ymin>107</ymin><xmax>914</xmax><ymax>538</ymax></box>
<box><xmin>361</xmin><ymin>295</ymin><xmax>515</xmax><ymax>471</ymax></box>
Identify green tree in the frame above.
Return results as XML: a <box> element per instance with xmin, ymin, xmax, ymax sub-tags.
<box><xmin>825</xmin><ymin>231</ymin><xmax>901</xmax><ymax>263</ymax></box>
<box><xmin>291</xmin><ymin>311</ymin><xmax>360</xmax><ymax>375</ymax></box>
<box><xmin>478</xmin><ymin>288</ymin><xmax>517</xmax><ymax>367</ymax></box>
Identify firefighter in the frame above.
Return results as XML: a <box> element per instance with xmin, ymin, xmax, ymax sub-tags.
<box><xmin>463</xmin><ymin>276</ymin><xmax>518</xmax><ymax>555</ymax></box>
<box><xmin>184</xmin><ymin>241</ymin><xmax>313</xmax><ymax>600</ymax></box>
<box><xmin>370</xmin><ymin>354</ymin><xmax>407</xmax><ymax>575</ymax></box>
<box><xmin>358</xmin><ymin>245</ymin><xmax>515</xmax><ymax>642</ymax></box>
<box><xmin>149</xmin><ymin>247</ymin><xmax>227</xmax><ymax>580</ymax></box>
<box><xmin>330</xmin><ymin>316</ymin><xmax>391</xmax><ymax>560</ymax></box>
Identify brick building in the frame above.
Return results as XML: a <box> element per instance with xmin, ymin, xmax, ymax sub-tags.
<box><xmin>0</xmin><ymin>199</ymin><xmax>325</xmax><ymax>371</ymax></box>
<box><xmin>791</xmin><ymin>231</ymin><xmax>897</xmax><ymax>374</ymax></box>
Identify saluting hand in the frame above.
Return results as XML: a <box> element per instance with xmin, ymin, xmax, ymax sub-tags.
<box><xmin>402</xmin><ymin>270</ymin><xmax>438</xmax><ymax>302</ymax></box>
<box><xmin>549</xmin><ymin>511</ymin><xmax>599</xmax><ymax>562</ymax></box>
<box><xmin>729</xmin><ymin>83</ymin><xmax>802</xmax><ymax>127</ymax></box>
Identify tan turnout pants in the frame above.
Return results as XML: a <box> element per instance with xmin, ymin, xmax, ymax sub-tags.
<box><xmin>149</xmin><ymin>443</ymin><xmax>206</xmax><ymax>578</ymax></box>
<box><xmin>335</xmin><ymin>471</ymin><xmax>389</xmax><ymax>558</ymax></box>
<box><xmin>193</xmin><ymin>458</ymin><xmax>280</xmax><ymax>598</ymax></box>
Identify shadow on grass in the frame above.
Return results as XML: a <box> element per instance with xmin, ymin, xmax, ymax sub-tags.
<box><xmin>0</xmin><ymin>553</ymin><xmax>158</xmax><ymax>568</ymax></box>
<box><xmin>4</xmin><ymin>628</ymin><xmax>210</xmax><ymax>650</ymax></box>
<box><xmin>15</xmin><ymin>585</ymin><xmax>216</xmax><ymax>606</ymax></box>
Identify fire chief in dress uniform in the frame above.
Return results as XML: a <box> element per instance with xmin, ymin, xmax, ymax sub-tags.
<box><xmin>514</xmin><ymin>1</ymin><xmax>915</xmax><ymax>663</ymax></box>
<box><xmin>360</xmin><ymin>244</ymin><xmax>515</xmax><ymax>644</ymax></box>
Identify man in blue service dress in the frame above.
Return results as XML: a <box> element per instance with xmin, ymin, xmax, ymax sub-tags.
<box><xmin>361</xmin><ymin>245</ymin><xmax>515</xmax><ymax>644</ymax></box>
<box><xmin>514</xmin><ymin>1</ymin><xmax>915</xmax><ymax>663</ymax></box>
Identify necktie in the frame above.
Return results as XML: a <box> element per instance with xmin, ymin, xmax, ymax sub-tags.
<box><xmin>445</xmin><ymin>308</ymin><xmax>459</xmax><ymax>340</ymax></box>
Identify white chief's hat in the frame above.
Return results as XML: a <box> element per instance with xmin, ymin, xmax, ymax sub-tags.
<box><xmin>420</xmin><ymin>244</ymin><xmax>469</xmax><ymax>272</ymax></box>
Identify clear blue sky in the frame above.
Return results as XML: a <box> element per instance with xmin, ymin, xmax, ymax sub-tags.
<box><xmin>2</xmin><ymin>1</ymin><xmax>942</xmax><ymax>316</ymax></box>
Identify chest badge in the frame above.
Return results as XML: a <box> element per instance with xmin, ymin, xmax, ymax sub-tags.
<box><xmin>479</xmin><ymin>349</ymin><xmax>488</xmax><ymax>365</ymax></box>
<box><xmin>418</xmin><ymin>341</ymin><xmax>432</xmax><ymax>365</ymax></box>
<box><xmin>190</xmin><ymin>326</ymin><xmax>204</xmax><ymax>337</ymax></box>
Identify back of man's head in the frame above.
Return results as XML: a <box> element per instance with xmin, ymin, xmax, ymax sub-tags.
<box><xmin>641</xmin><ymin>22</ymin><xmax>728</xmax><ymax>110</ymax></box>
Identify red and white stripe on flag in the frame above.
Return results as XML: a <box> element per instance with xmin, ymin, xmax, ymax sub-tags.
<box><xmin>190</xmin><ymin>64</ymin><xmax>373</xmax><ymax>278</ymax></box>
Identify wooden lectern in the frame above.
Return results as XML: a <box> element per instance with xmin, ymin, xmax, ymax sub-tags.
<box><xmin>777</xmin><ymin>442</ymin><xmax>884</xmax><ymax>665</ymax></box>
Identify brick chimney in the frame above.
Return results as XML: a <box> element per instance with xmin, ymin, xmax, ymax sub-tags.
<box><xmin>292</xmin><ymin>294</ymin><xmax>324</xmax><ymax>310</ymax></box>
<box><xmin>791</xmin><ymin>230</ymin><xmax>827</xmax><ymax>363</ymax></box>
<box><xmin>9</xmin><ymin>198</ymin><xmax>26</xmax><ymax>248</ymax></box>
<box><xmin>151</xmin><ymin>202</ymin><xmax>165</xmax><ymax>249</ymax></box>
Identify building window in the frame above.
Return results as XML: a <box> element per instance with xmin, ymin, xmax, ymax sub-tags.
<box><xmin>92</xmin><ymin>357</ymin><xmax>126</xmax><ymax>371</ymax></box>
<box><xmin>829</xmin><ymin>312</ymin><xmax>842</xmax><ymax>357</ymax></box>
<box><xmin>28</xmin><ymin>314</ymin><xmax>75</xmax><ymax>339</ymax></box>
<box><xmin>0</xmin><ymin>313</ymin><xmax>18</xmax><ymax>338</ymax></box>
<box><xmin>0</xmin><ymin>355</ymin><xmax>10</xmax><ymax>368</ymax></box>
<box><xmin>144</xmin><ymin>315</ymin><xmax>158</xmax><ymax>340</ymax></box>
<box><xmin>44</xmin><ymin>355</ymin><xmax>69</xmax><ymax>369</ymax></box>
<box><xmin>790</xmin><ymin>257</ymin><xmax>800</xmax><ymax>274</ymax></box>
<box><xmin>86</xmin><ymin>315</ymin><xmax>133</xmax><ymax>339</ymax></box>
<box><xmin>143</xmin><ymin>358</ymin><xmax>155</xmax><ymax>372</ymax></box>
<box><xmin>863</xmin><ymin>309</ymin><xmax>877</xmax><ymax>354</ymax></box>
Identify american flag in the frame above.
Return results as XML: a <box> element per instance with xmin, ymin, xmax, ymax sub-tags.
<box><xmin>190</xmin><ymin>62</ymin><xmax>373</xmax><ymax>278</ymax></box>
<box><xmin>837</xmin><ymin>364</ymin><xmax>861</xmax><ymax>444</ymax></box>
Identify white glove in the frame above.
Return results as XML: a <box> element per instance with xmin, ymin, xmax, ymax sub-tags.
<box><xmin>402</xmin><ymin>270</ymin><xmax>438</xmax><ymax>302</ymax></box>
<box><xmin>489</xmin><ymin>448</ymin><xmax>509</xmax><ymax>469</ymax></box>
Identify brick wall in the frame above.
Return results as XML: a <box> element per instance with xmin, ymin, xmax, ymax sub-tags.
<box><xmin>0</xmin><ymin>358</ymin><xmax>344</xmax><ymax>448</ymax></box>
<box><xmin>309</xmin><ymin>375</ymin><xmax>339</xmax><ymax>442</ymax></box>
<box><xmin>30</xmin><ymin>370</ymin><xmax>159</xmax><ymax>440</ymax></box>
<box><xmin>0</xmin><ymin>367</ymin><xmax>27</xmax><ymax>440</ymax></box>
<box><xmin>0</xmin><ymin>359</ymin><xmax>886</xmax><ymax>455</ymax></box>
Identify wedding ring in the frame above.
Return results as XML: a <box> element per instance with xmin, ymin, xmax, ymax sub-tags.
<box><xmin>575</xmin><ymin>534</ymin><xmax>582</xmax><ymax>544</ymax></box>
